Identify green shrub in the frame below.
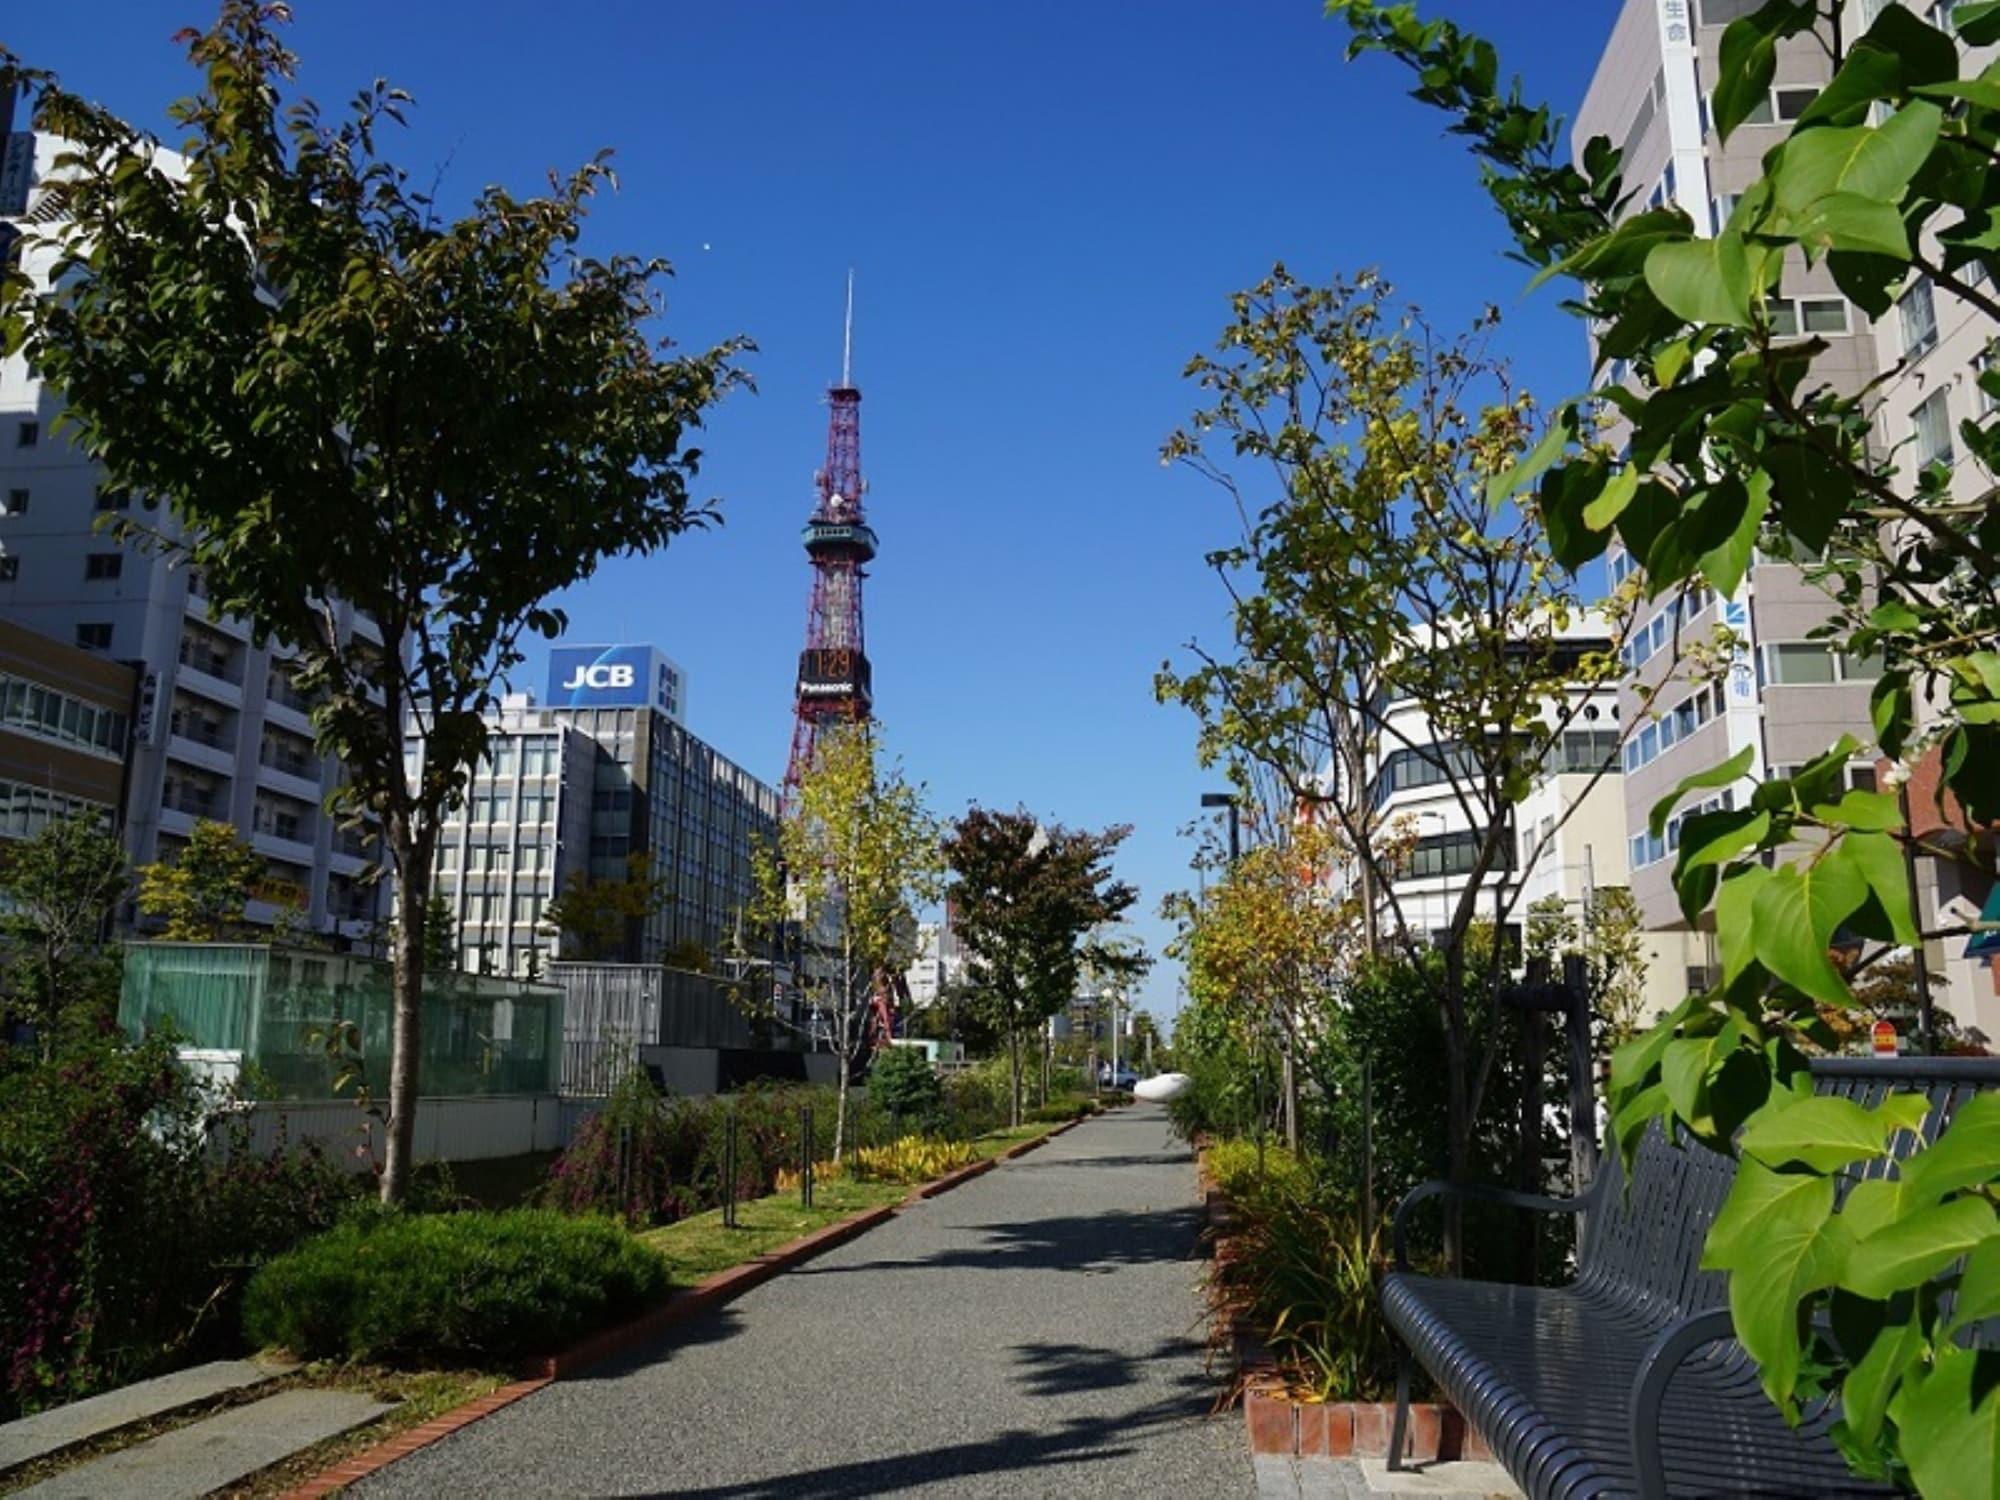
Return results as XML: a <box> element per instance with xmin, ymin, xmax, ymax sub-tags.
<box><xmin>1207</xmin><ymin>1146</ymin><xmax>1394</xmax><ymax>1402</ymax></box>
<box><xmin>867</xmin><ymin>1045</ymin><xmax>942</xmax><ymax>1125</ymax></box>
<box><xmin>243</xmin><ymin>1209</ymin><xmax>669</xmax><ymax>1365</ymax></box>
<box><xmin>0</xmin><ymin>1028</ymin><xmax>357</xmax><ymax>1418</ymax></box>
<box><xmin>1028</xmin><ymin>1098</ymin><xmax>1090</xmax><ymax>1124</ymax></box>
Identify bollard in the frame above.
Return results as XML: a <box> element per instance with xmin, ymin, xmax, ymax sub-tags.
<box><xmin>800</xmin><ymin>1103</ymin><xmax>815</xmax><ymax>1209</ymax></box>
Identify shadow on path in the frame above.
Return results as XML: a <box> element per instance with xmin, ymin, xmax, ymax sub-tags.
<box><xmin>792</xmin><ymin>1203</ymin><xmax>1207</xmax><ymax>1280</ymax></box>
<box><xmin>629</xmin><ymin>1391</ymin><xmax>1217</xmax><ymax>1499</ymax></box>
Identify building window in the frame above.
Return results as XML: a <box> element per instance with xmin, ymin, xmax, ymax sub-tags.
<box><xmin>15</xmin><ymin>421</ymin><xmax>36</xmax><ymax>448</ymax></box>
<box><xmin>1900</xmin><ymin>279</ymin><xmax>1939</xmax><ymax>359</ymax></box>
<box><xmin>3</xmin><ymin>489</ymin><xmax>25</xmax><ymax>516</ymax></box>
<box><xmin>1711</xmin><ymin>192</ymin><xmax>1741</xmax><ymax>234</ymax></box>
<box><xmin>84</xmin><ymin>553</ymin><xmax>122</xmax><ymax>581</ymax></box>
<box><xmin>1769</xmin><ymin>296</ymin><xmax>1850</xmax><ymax>338</ymax></box>
<box><xmin>75</xmin><ymin>623</ymin><xmax>112</xmax><ymax>651</ymax></box>
<box><xmin>1913</xmin><ymin>387</ymin><xmax>1955</xmax><ymax>469</ymax></box>
<box><xmin>1761</xmin><ymin>643</ymin><xmax>1885</xmax><ymax>685</ymax></box>
<box><xmin>1740</xmin><ymin>87</ymin><xmax>1818</xmax><ymax>126</ymax></box>
<box><xmin>93</xmin><ymin>486</ymin><xmax>130</xmax><ymax>512</ymax></box>
<box><xmin>1976</xmin><ymin>346</ymin><xmax>1999</xmax><ymax>416</ymax></box>
<box><xmin>0</xmin><ymin>557</ymin><xmax>18</xmax><ymax>582</ymax></box>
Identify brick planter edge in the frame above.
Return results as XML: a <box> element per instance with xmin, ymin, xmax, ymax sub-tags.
<box><xmin>1198</xmin><ymin>1151</ymin><xmax>1493</xmax><ymax>1464</ymax></box>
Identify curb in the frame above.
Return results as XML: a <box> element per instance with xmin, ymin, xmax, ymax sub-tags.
<box><xmin>280</xmin><ymin>1378</ymin><xmax>550</xmax><ymax>1500</ymax></box>
<box><xmin>279</xmin><ymin>1115</ymin><xmax>1082</xmax><ymax>1497</ymax></box>
<box><xmin>1197</xmin><ymin>1153</ymin><xmax>1492</xmax><ymax>1465</ymax></box>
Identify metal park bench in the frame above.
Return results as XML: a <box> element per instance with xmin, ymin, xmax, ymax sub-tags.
<box><xmin>1381</xmin><ymin>1056</ymin><xmax>2000</xmax><ymax>1499</ymax></box>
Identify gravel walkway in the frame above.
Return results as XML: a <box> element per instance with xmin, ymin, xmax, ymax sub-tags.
<box><xmin>358</xmin><ymin>1102</ymin><xmax>1249</xmax><ymax>1498</ymax></box>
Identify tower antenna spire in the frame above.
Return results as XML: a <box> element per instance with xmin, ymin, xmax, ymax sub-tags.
<box><xmin>842</xmin><ymin>268</ymin><xmax>854</xmax><ymax>389</ymax></box>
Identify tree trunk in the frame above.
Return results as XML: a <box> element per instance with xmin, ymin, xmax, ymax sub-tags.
<box><xmin>1282</xmin><ymin>1032</ymin><xmax>1299</xmax><ymax>1152</ymax></box>
<box><xmin>1442</xmin><ymin>951</ymin><xmax>1470</xmax><ymax>1275</ymax></box>
<box><xmin>1517</xmin><ymin>1007</ymin><xmax>1547</xmax><ymax>1283</ymax></box>
<box><xmin>834</xmin><ymin>1052</ymin><xmax>851</xmax><ymax>1165</ymax></box>
<box><xmin>382</xmin><ymin>814</ymin><xmax>428</xmax><ymax>1205</ymax></box>
<box><xmin>833</xmin><ymin>941</ymin><xmax>855</xmax><ymax>1162</ymax></box>
<box><xmin>1038</xmin><ymin>1023</ymin><xmax>1049</xmax><ymax>1109</ymax></box>
<box><xmin>1008</xmin><ymin>1023</ymin><xmax>1022</xmax><ymax>1128</ymax></box>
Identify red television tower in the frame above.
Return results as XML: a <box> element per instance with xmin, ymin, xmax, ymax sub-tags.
<box><xmin>784</xmin><ymin>276</ymin><xmax>875</xmax><ymax>797</ymax></box>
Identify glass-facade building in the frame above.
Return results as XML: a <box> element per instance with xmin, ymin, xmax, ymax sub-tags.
<box><xmin>407</xmin><ymin>680</ymin><xmax>781</xmax><ymax>979</ymax></box>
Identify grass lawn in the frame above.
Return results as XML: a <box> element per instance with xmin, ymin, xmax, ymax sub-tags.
<box><xmin>638</xmin><ymin>1178</ymin><xmax>910</xmax><ymax>1282</ymax></box>
<box><xmin>638</xmin><ymin>1114</ymin><xmax>1084</xmax><ymax>1283</ymax></box>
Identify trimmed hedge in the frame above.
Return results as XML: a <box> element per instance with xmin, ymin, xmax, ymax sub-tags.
<box><xmin>242</xmin><ymin>1209</ymin><xmax>670</xmax><ymax>1365</ymax></box>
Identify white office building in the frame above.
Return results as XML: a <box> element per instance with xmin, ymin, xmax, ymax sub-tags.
<box><xmin>0</xmin><ymin>121</ymin><xmax>387</xmax><ymax>939</ymax></box>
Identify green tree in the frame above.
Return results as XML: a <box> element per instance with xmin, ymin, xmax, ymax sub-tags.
<box><xmin>0</xmin><ymin>812</ymin><xmax>128</xmax><ymax>1057</ymax></box>
<box><xmin>1525</xmin><ymin>886</ymin><xmax>1651</xmax><ymax>1047</ymax></box>
<box><xmin>747</xmin><ymin>724</ymin><xmax>942</xmax><ymax>1162</ymax></box>
<box><xmin>542</xmin><ymin>853</ymin><xmax>670</xmax><ymax>962</ymax></box>
<box><xmin>943</xmin><ymin>808</ymin><xmax>1141</xmax><ymax>1126</ymax></box>
<box><xmin>1158</xmin><ymin>271</ymin><xmax>1635</xmax><ymax>1264</ymax></box>
<box><xmin>1</xmin><ymin>6</ymin><xmax>744</xmax><ymax>1202</ymax></box>
<box><xmin>135</xmin><ymin>818</ymin><xmax>264</xmax><ymax>941</ymax></box>
<box><xmin>1330</xmin><ymin>1</ymin><xmax>2000</xmax><ymax>1485</ymax></box>
<box><xmin>1165</xmin><ymin>820</ymin><xmax>1358</xmax><ymax>1149</ymax></box>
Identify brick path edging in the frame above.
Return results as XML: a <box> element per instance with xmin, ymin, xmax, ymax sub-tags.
<box><xmin>279</xmin><ymin>1114</ymin><xmax>1085</xmax><ymax>1498</ymax></box>
<box><xmin>1198</xmin><ymin>1152</ymin><xmax>1492</xmax><ymax>1465</ymax></box>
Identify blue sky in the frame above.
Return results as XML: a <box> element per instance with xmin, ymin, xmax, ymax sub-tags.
<box><xmin>10</xmin><ymin>2</ymin><xmax>1621</xmax><ymax>1022</ymax></box>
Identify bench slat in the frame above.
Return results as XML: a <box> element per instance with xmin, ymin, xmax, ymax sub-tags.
<box><xmin>1386</xmin><ymin>1056</ymin><xmax>2000</xmax><ymax>1498</ymax></box>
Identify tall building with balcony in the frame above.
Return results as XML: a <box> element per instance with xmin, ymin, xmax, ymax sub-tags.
<box><xmin>1355</xmin><ymin>621</ymin><xmax>1699</xmax><ymax>1027</ymax></box>
<box><xmin>1576</xmin><ymin>1</ymin><xmax>2000</xmax><ymax>1034</ymax></box>
<box><xmin>407</xmin><ymin>645</ymin><xmax>780</xmax><ymax>979</ymax></box>
<box><xmin>0</xmin><ymin>123</ymin><xmax>388</xmax><ymax>940</ymax></box>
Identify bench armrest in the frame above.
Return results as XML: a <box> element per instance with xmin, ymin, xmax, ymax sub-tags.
<box><xmin>1391</xmin><ymin>1177</ymin><xmax>1600</xmax><ymax>1273</ymax></box>
<box><xmin>1630</xmin><ymin>1308</ymin><xmax>1736</xmax><ymax>1500</ymax></box>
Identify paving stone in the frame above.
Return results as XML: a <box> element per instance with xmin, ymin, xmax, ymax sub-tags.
<box><xmin>17</xmin><ymin>1389</ymin><xmax>392</xmax><ymax>1500</ymax></box>
<box><xmin>1350</xmin><ymin>1455</ymin><xmax>1525</xmax><ymax>1498</ymax></box>
<box><xmin>0</xmin><ymin>1358</ymin><xmax>294</xmax><ymax>1474</ymax></box>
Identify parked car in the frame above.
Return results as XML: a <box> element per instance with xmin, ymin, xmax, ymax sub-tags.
<box><xmin>1099</xmin><ymin>1064</ymin><xmax>1139</xmax><ymax>1090</ymax></box>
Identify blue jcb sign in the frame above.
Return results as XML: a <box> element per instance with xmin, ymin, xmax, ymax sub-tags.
<box><xmin>547</xmin><ymin>645</ymin><xmax>685</xmax><ymax>718</ymax></box>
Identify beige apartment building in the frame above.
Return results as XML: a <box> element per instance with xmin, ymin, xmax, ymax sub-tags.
<box><xmin>1576</xmin><ymin>0</ymin><xmax>2000</xmax><ymax>1039</ymax></box>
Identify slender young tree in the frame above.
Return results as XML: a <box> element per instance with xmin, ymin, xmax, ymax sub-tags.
<box><xmin>1159</xmin><ymin>272</ymin><xmax>1638</xmax><ymax>1264</ymax></box>
<box><xmin>943</xmin><ymin>809</ymin><xmax>1141</xmax><ymax>1126</ymax></box>
<box><xmin>0</xmin><ymin>6</ymin><xmax>745</xmax><ymax>1201</ymax></box>
<box><xmin>0</xmin><ymin>812</ymin><xmax>128</xmax><ymax>1057</ymax></box>
<box><xmin>747</xmin><ymin>723</ymin><xmax>942</xmax><ymax>1162</ymax></box>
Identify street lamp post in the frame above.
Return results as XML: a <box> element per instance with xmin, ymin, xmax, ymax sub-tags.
<box><xmin>1201</xmin><ymin>792</ymin><xmax>1261</xmax><ymax>1165</ymax></box>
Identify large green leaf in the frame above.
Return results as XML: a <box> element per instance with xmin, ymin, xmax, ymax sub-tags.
<box><xmin>1948</xmin><ymin>1235</ymin><xmax>2000</xmax><ymax>1336</ymax></box>
<box><xmin>1900</xmin><ymin>1094</ymin><xmax>2000</xmax><ymax>1208</ymax></box>
<box><xmin>1651</xmin><ymin>744</ymin><xmax>1756</xmax><ymax>839</ymax></box>
<box><xmin>1813</xmin><ymin>790</ymin><xmax>1903</xmax><ymax>832</ymax></box>
<box><xmin>1699</xmin><ymin>468</ymin><xmax>1770</xmax><ymax>599</ymax></box>
<box><xmin>1750</xmin><ymin>861</ymin><xmax>1866</xmax><ymax>1007</ymax></box>
<box><xmin>1787</xmin><ymin>191</ymin><xmax>1911</xmax><ymax>259</ymax></box>
<box><xmin>1762</xmin><ymin>438</ymin><xmax>1853</xmax><ymax>551</ymax></box>
<box><xmin>1715</xmin><ymin>863</ymin><xmax>1772</xmax><ymax>986</ymax></box>
<box><xmin>1662</xmin><ymin>1017</ymin><xmax>1745</xmax><ymax>1130</ymax></box>
<box><xmin>1739</xmin><ymin>1093</ymin><xmax>1927</xmax><ymax>1174</ymax></box>
<box><xmin>1835</xmin><ymin>829</ymin><xmax>1919</xmax><ymax>946</ymax></box>
<box><xmin>1955</xmin><ymin>0</ymin><xmax>2000</xmax><ymax>47</ymax></box>
<box><xmin>1771</xmin><ymin>102</ymin><xmax>1943</xmax><ymax>214</ymax></box>
<box><xmin>1837</xmin><ymin>1301</ymin><xmax>1925</xmax><ymax>1457</ymax></box>
<box><xmin>1713</xmin><ymin>3</ymin><xmax>1812</xmax><ymax>142</ymax></box>
<box><xmin>1487</xmin><ymin>403</ymin><xmax>1573</xmax><ymax>506</ymax></box>
<box><xmin>1844</xmin><ymin>1196</ymin><xmax>1999</xmax><ymax>1299</ymax></box>
<box><xmin>1644</xmin><ymin>233</ymin><xmax>1755</xmax><ymax>328</ymax></box>
<box><xmin>1705</xmin><ymin>1158</ymin><xmax>1848</xmax><ymax>1411</ymax></box>
<box><xmin>1890</xmin><ymin>1341</ymin><xmax>2000</xmax><ymax>1500</ymax></box>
